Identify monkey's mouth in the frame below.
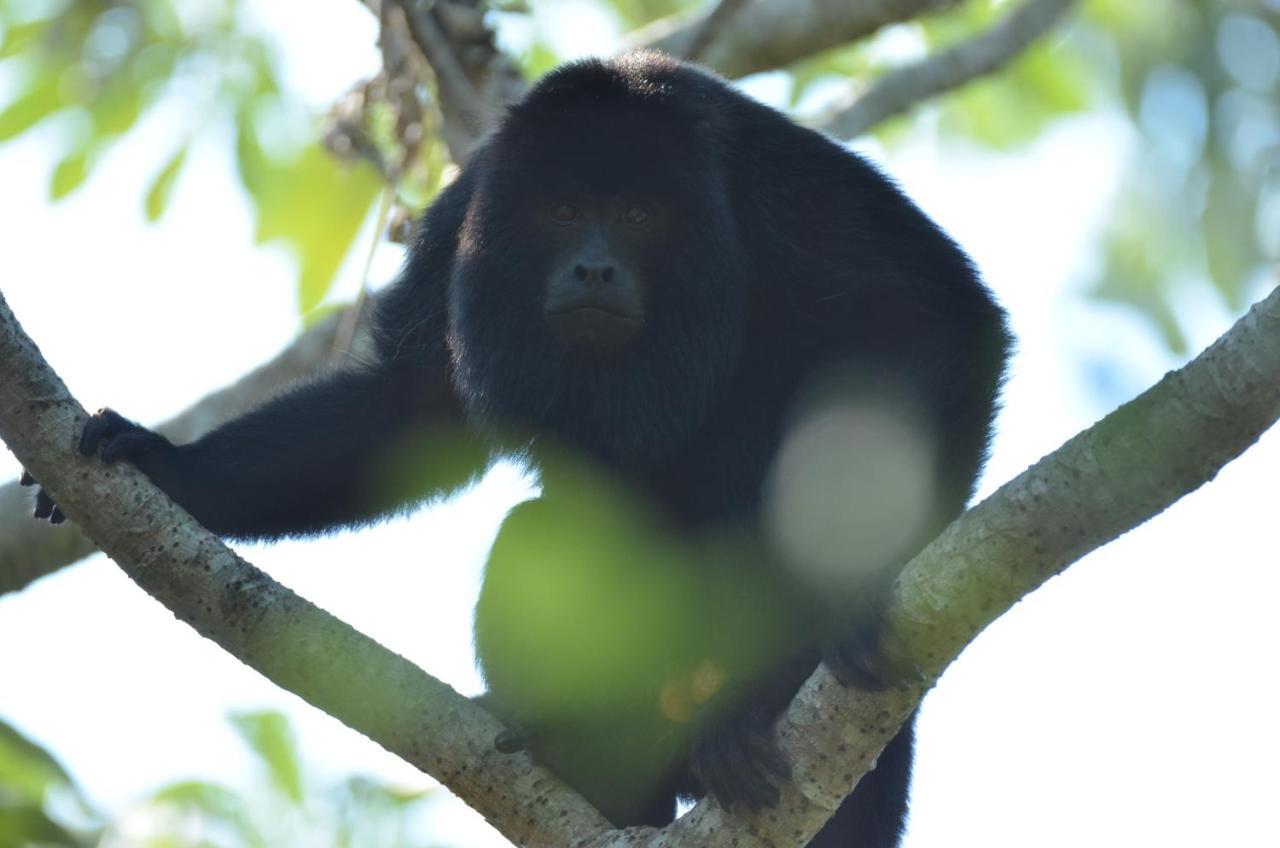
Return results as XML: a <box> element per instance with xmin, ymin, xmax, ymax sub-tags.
<box><xmin>545</xmin><ymin>306</ymin><xmax>645</xmax><ymax>350</ymax></box>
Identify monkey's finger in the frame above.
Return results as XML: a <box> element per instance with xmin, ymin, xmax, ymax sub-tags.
<box><xmin>19</xmin><ymin>470</ymin><xmax>35</xmax><ymax>486</ymax></box>
<box><xmin>50</xmin><ymin>506</ymin><xmax>66</xmax><ymax>525</ymax></box>
<box><xmin>33</xmin><ymin>490</ymin><xmax>55</xmax><ymax>520</ymax></box>
<box><xmin>494</xmin><ymin>729</ymin><xmax>525</xmax><ymax>754</ymax></box>
<box><xmin>79</xmin><ymin>410</ymin><xmax>113</xmax><ymax>456</ymax></box>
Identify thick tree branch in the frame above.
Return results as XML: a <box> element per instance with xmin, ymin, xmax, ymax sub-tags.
<box><xmin>4</xmin><ymin>268</ymin><xmax>1277</xmax><ymax>846</ymax></box>
<box><xmin>631</xmin><ymin>0</ymin><xmax>963</xmax><ymax>79</ymax></box>
<box><xmin>818</xmin><ymin>0</ymin><xmax>1078</xmax><ymax>138</ymax></box>
<box><xmin>0</xmin><ymin>311</ymin><xmax>358</xmax><ymax>596</ymax></box>
<box><xmin>605</xmin><ymin>283</ymin><xmax>1280</xmax><ymax>847</ymax></box>
<box><xmin>0</xmin><ymin>290</ymin><xmax>619</xmax><ymax>847</ymax></box>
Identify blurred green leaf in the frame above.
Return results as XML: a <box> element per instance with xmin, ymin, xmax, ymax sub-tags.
<box><xmin>521</xmin><ymin>39</ymin><xmax>562</xmax><ymax>80</ymax></box>
<box><xmin>0</xmin><ymin>720</ymin><xmax>98</xmax><ymax>846</ymax></box>
<box><xmin>1095</xmin><ymin>212</ymin><xmax>1191</xmax><ymax>353</ymax></box>
<box><xmin>145</xmin><ymin>145</ymin><xmax>188</xmax><ymax>221</ymax></box>
<box><xmin>0</xmin><ymin>804</ymin><xmax>86</xmax><ymax>847</ymax></box>
<box><xmin>1012</xmin><ymin>41</ymin><xmax>1092</xmax><ymax>113</ymax></box>
<box><xmin>0</xmin><ymin>0</ymin><xmax>385</xmax><ymax>318</ymax></box>
<box><xmin>940</xmin><ymin>39</ymin><xmax>1092</xmax><ymax>148</ymax></box>
<box><xmin>150</xmin><ymin>780</ymin><xmax>264</xmax><ymax>847</ymax></box>
<box><xmin>1203</xmin><ymin>168</ymin><xmax>1261</xmax><ymax>311</ymax></box>
<box><xmin>49</xmin><ymin>145</ymin><xmax>94</xmax><ymax>200</ymax></box>
<box><xmin>0</xmin><ymin>75</ymin><xmax>68</xmax><ymax>142</ymax></box>
<box><xmin>0</xmin><ymin>18</ymin><xmax>47</xmax><ymax>59</ymax></box>
<box><xmin>788</xmin><ymin>42</ymin><xmax>877</xmax><ymax>111</ymax></box>
<box><xmin>0</xmin><ymin>719</ymin><xmax>76</xmax><ymax>803</ymax></box>
<box><xmin>229</xmin><ymin>711</ymin><xmax>305</xmax><ymax>805</ymax></box>
<box><xmin>237</xmin><ymin>110</ymin><xmax>381</xmax><ymax>315</ymax></box>
<box><xmin>89</xmin><ymin>72</ymin><xmax>147</xmax><ymax>138</ymax></box>
<box><xmin>341</xmin><ymin>776</ymin><xmax>431</xmax><ymax>808</ymax></box>
<box><xmin>601</xmin><ymin>0</ymin><xmax>684</xmax><ymax>31</ymax></box>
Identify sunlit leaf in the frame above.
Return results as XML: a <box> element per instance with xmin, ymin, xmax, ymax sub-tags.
<box><xmin>145</xmin><ymin>145</ymin><xmax>188</xmax><ymax>221</ymax></box>
<box><xmin>0</xmin><ymin>804</ymin><xmax>85</xmax><ymax>847</ymax></box>
<box><xmin>1095</xmin><ymin>215</ymin><xmax>1190</xmax><ymax>353</ymax></box>
<box><xmin>229</xmin><ymin>711</ymin><xmax>305</xmax><ymax>805</ymax></box>
<box><xmin>49</xmin><ymin>146</ymin><xmax>93</xmax><ymax>200</ymax></box>
<box><xmin>88</xmin><ymin>72</ymin><xmax>147</xmax><ymax>138</ymax></box>
<box><xmin>0</xmin><ymin>719</ymin><xmax>76</xmax><ymax>803</ymax></box>
<box><xmin>521</xmin><ymin>39</ymin><xmax>562</xmax><ymax>79</ymax></box>
<box><xmin>339</xmin><ymin>774</ymin><xmax>432</xmax><ymax>807</ymax></box>
<box><xmin>234</xmin><ymin>104</ymin><xmax>271</xmax><ymax>197</ymax></box>
<box><xmin>1203</xmin><ymin>168</ymin><xmax>1261</xmax><ymax>311</ymax></box>
<box><xmin>602</xmin><ymin>0</ymin><xmax>684</xmax><ymax>31</ymax></box>
<box><xmin>0</xmin><ymin>18</ymin><xmax>47</xmax><ymax>60</ymax></box>
<box><xmin>237</xmin><ymin>108</ymin><xmax>381</xmax><ymax>315</ymax></box>
<box><xmin>150</xmin><ymin>780</ymin><xmax>264</xmax><ymax>847</ymax></box>
<box><xmin>0</xmin><ymin>76</ymin><xmax>67</xmax><ymax>142</ymax></box>
<box><xmin>1011</xmin><ymin>41</ymin><xmax>1092</xmax><ymax>113</ymax></box>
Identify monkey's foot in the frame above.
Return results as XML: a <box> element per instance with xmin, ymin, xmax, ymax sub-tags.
<box><xmin>690</xmin><ymin>707</ymin><xmax>790</xmax><ymax>811</ymax></box>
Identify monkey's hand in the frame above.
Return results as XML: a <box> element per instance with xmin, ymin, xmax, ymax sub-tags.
<box><xmin>823</xmin><ymin>608</ymin><xmax>921</xmax><ymax>690</ymax></box>
<box><xmin>690</xmin><ymin>706</ymin><xmax>791</xmax><ymax>811</ymax></box>
<box><xmin>20</xmin><ymin>408</ymin><xmax>176</xmax><ymax>525</ymax></box>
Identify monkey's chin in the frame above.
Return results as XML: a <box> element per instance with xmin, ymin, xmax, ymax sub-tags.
<box><xmin>545</xmin><ymin>307</ymin><xmax>644</xmax><ymax>351</ymax></box>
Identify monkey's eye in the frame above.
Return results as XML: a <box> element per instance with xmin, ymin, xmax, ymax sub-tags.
<box><xmin>550</xmin><ymin>203</ymin><xmax>578</xmax><ymax>225</ymax></box>
<box><xmin>624</xmin><ymin>206</ymin><xmax>649</xmax><ymax>226</ymax></box>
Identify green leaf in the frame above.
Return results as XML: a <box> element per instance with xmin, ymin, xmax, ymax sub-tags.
<box><xmin>145</xmin><ymin>146</ymin><xmax>188</xmax><ymax>221</ymax></box>
<box><xmin>0</xmin><ymin>18</ymin><xmax>48</xmax><ymax>60</ymax></box>
<box><xmin>0</xmin><ymin>76</ymin><xmax>67</xmax><ymax>142</ymax></box>
<box><xmin>1011</xmin><ymin>41</ymin><xmax>1092</xmax><ymax>114</ymax></box>
<box><xmin>149</xmin><ymin>780</ymin><xmax>263</xmax><ymax>848</ymax></box>
<box><xmin>1203</xmin><ymin>169</ymin><xmax>1261</xmax><ymax>311</ymax></box>
<box><xmin>521</xmin><ymin>40</ymin><xmax>562</xmax><ymax>80</ymax></box>
<box><xmin>0</xmin><ymin>804</ymin><xmax>85</xmax><ymax>847</ymax></box>
<box><xmin>229</xmin><ymin>711</ymin><xmax>305</xmax><ymax>805</ymax></box>
<box><xmin>234</xmin><ymin>104</ymin><xmax>271</xmax><ymax>197</ymax></box>
<box><xmin>88</xmin><ymin>73</ymin><xmax>147</xmax><ymax>138</ymax></box>
<box><xmin>0</xmin><ymin>719</ymin><xmax>76</xmax><ymax>804</ymax></box>
<box><xmin>1094</xmin><ymin>213</ymin><xmax>1191</xmax><ymax>353</ymax></box>
<box><xmin>49</xmin><ymin>146</ymin><xmax>93</xmax><ymax>200</ymax></box>
<box><xmin>339</xmin><ymin>774</ymin><xmax>432</xmax><ymax>807</ymax></box>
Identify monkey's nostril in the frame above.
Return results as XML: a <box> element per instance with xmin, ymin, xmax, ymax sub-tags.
<box><xmin>573</xmin><ymin>265</ymin><xmax>588</xmax><ymax>282</ymax></box>
<box><xmin>602</xmin><ymin>266</ymin><xmax>615</xmax><ymax>283</ymax></box>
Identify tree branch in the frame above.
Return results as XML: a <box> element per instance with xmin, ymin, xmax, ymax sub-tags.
<box><xmin>4</xmin><ymin>265</ymin><xmax>1277</xmax><ymax>845</ymax></box>
<box><xmin>391</xmin><ymin>0</ymin><xmax>527</xmax><ymax>160</ymax></box>
<box><xmin>681</xmin><ymin>0</ymin><xmax>754</xmax><ymax>65</ymax></box>
<box><xmin>0</xmin><ymin>310</ymin><xmax>360</xmax><ymax>596</ymax></box>
<box><xmin>630</xmin><ymin>0</ymin><xmax>963</xmax><ymax>79</ymax></box>
<box><xmin>817</xmin><ymin>0</ymin><xmax>1078</xmax><ymax>139</ymax></box>
<box><xmin>0</xmin><ymin>290</ymin><xmax>619</xmax><ymax>847</ymax></box>
<box><xmin>603</xmin><ymin>283</ymin><xmax>1280</xmax><ymax>846</ymax></box>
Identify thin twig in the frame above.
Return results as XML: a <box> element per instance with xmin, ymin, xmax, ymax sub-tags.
<box><xmin>682</xmin><ymin>0</ymin><xmax>754</xmax><ymax>64</ymax></box>
<box><xmin>394</xmin><ymin>0</ymin><xmax>486</xmax><ymax>145</ymax></box>
<box><xmin>631</xmin><ymin>0</ymin><xmax>963</xmax><ymax>79</ymax></box>
<box><xmin>818</xmin><ymin>0</ymin><xmax>1077</xmax><ymax>139</ymax></box>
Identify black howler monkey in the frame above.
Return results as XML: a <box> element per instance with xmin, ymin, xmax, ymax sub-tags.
<box><xmin>28</xmin><ymin>52</ymin><xmax>1010</xmax><ymax>847</ymax></box>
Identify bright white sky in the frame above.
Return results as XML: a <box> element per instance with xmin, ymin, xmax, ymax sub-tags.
<box><xmin>0</xmin><ymin>1</ymin><xmax>1277</xmax><ymax>846</ymax></box>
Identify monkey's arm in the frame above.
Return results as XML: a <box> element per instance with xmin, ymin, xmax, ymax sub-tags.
<box><xmin>28</xmin><ymin>362</ymin><xmax>482</xmax><ymax>541</ymax></box>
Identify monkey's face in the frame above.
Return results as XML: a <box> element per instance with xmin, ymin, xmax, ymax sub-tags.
<box><xmin>444</xmin><ymin>103</ymin><xmax>748</xmax><ymax>467</ymax></box>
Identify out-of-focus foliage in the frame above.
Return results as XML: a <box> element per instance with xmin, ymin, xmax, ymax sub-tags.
<box><xmin>788</xmin><ymin>0</ymin><xmax>1096</xmax><ymax>147</ymax></box>
<box><xmin>1083</xmin><ymin>0</ymin><xmax>1279</xmax><ymax>352</ymax></box>
<box><xmin>794</xmin><ymin>0</ymin><xmax>1276</xmax><ymax>351</ymax></box>
<box><xmin>1</xmin><ymin>0</ymin><xmax>1269</xmax><ymax>345</ymax></box>
<box><xmin>0</xmin><ymin>0</ymin><xmax>381</xmax><ymax>318</ymax></box>
<box><xmin>0</xmin><ymin>719</ymin><xmax>100</xmax><ymax>847</ymax></box>
<box><xmin>0</xmin><ymin>712</ymin><xmax>443</xmax><ymax>847</ymax></box>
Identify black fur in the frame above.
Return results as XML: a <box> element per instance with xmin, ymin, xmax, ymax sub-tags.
<box><xmin>30</xmin><ymin>53</ymin><xmax>1010</xmax><ymax>846</ymax></box>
